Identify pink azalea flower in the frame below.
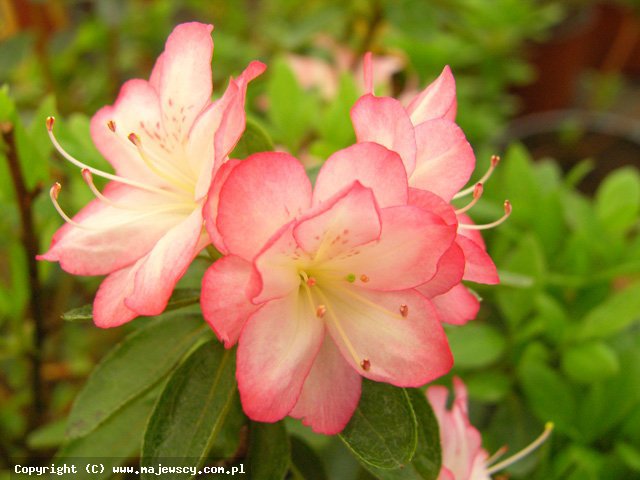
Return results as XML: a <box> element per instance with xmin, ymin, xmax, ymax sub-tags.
<box><xmin>428</xmin><ymin>378</ymin><xmax>554</xmax><ymax>480</ymax></box>
<box><xmin>201</xmin><ymin>143</ymin><xmax>460</xmax><ymax>434</ymax></box>
<box><xmin>350</xmin><ymin>54</ymin><xmax>510</xmax><ymax>326</ymax></box>
<box><xmin>38</xmin><ymin>22</ymin><xmax>265</xmax><ymax>327</ymax></box>
<box><xmin>428</xmin><ymin>378</ymin><xmax>492</xmax><ymax>480</ymax></box>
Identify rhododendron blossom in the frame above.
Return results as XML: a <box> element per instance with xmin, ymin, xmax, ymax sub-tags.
<box><xmin>201</xmin><ymin>143</ymin><xmax>460</xmax><ymax>434</ymax></box>
<box><xmin>428</xmin><ymin>378</ymin><xmax>554</xmax><ymax>480</ymax></box>
<box><xmin>38</xmin><ymin>22</ymin><xmax>265</xmax><ymax>327</ymax></box>
<box><xmin>350</xmin><ymin>54</ymin><xmax>509</xmax><ymax>326</ymax></box>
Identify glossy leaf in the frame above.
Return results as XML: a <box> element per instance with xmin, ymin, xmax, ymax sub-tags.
<box><xmin>561</xmin><ymin>341</ymin><xmax>619</xmax><ymax>384</ymax></box>
<box><xmin>248</xmin><ymin>421</ymin><xmax>290</xmax><ymax>480</ymax></box>
<box><xmin>340</xmin><ymin>381</ymin><xmax>418</xmax><ymax>470</ymax></box>
<box><xmin>446</xmin><ymin>322</ymin><xmax>506</xmax><ymax>369</ymax></box>
<box><xmin>141</xmin><ymin>341</ymin><xmax>237</xmax><ymax>479</ymax></box>
<box><xmin>61</xmin><ymin>288</ymin><xmax>201</xmax><ymax>322</ymax></box>
<box><xmin>595</xmin><ymin>167</ymin><xmax>640</xmax><ymax>235</ymax></box>
<box><xmin>290</xmin><ymin>436</ymin><xmax>328</xmax><ymax>480</ymax></box>
<box><xmin>577</xmin><ymin>282</ymin><xmax>640</xmax><ymax>340</ymax></box>
<box><xmin>56</xmin><ymin>389</ymin><xmax>159</xmax><ymax>480</ymax></box>
<box><xmin>66</xmin><ymin>314</ymin><xmax>209</xmax><ymax>439</ymax></box>
<box><xmin>230</xmin><ymin>117</ymin><xmax>274</xmax><ymax>159</ymax></box>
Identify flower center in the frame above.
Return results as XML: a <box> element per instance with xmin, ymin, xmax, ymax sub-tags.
<box><xmin>296</xmin><ymin>267</ymin><xmax>409</xmax><ymax>374</ymax></box>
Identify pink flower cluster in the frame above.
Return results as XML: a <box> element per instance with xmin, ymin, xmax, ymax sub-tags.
<box><xmin>40</xmin><ymin>23</ymin><xmax>507</xmax><ymax>436</ymax></box>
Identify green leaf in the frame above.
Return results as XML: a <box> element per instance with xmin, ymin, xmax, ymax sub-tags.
<box><xmin>406</xmin><ymin>389</ymin><xmax>441</xmax><ymax>480</ymax></box>
<box><xmin>266</xmin><ymin>57</ymin><xmax>318</xmax><ymax>151</ymax></box>
<box><xmin>290</xmin><ymin>436</ymin><xmax>328</xmax><ymax>480</ymax></box>
<box><xmin>141</xmin><ymin>340</ymin><xmax>238</xmax><ymax>479</ymax></box>
<box><xmin>230</xmin><ymin>117</ymin><xmax>274</xmax><ymax>159</ymax></box>
<box><xmin>362</xmin><ymin>389</ymin><xmax>441</xmax><ymax>480</ymax></box>
<box><xmin>446</xmin><ymin>322</ymin><xmax>506</xmax><ymax>369</ymax></box>
<box><xmin>248</xmin><ymin>421</ymin><xmax>290</xmax><ymax>480</ymax></box>
<box><xmin>496</xmin><ymin>234</ymin><xmax>545</xmax><ymax>326</ymax></box>
<box><xmin>464</xmin><ymin>371</ymin><xmax>511</xmax><ymax>403</ymax></box>
<box><xmin>61</xmin><ymin>288</ymin><xmax>201</xmax><ymax>322</ymax></box>
<box><xmin>56</xmin><ymin>389</ymin><xmax>159</xmax><ymax>480</ymax></box>
<box><xmin>340</xmin><ymin>381</ymin><xmax>418</xmax><ymax>470</ymax></box>
<box><xmin>616</xmin><ymin>442</ymin><xmax>640</xmax><ymax>472</ymax></box>
<box><xmin>561</xmin><ymin>341</ymin><xmax>619</xmax><ymax>384</ymax></box>
<box><xmin>518</xmin><ymin>355</ymin><xmax>578</xmax><ymax>438</ymax></box>
<box><xmin>501</xmin><ymin>143</ymin><xmax>540</xmax><ymax>224</ymax></box>
<box><xmin>66</xmin><ymin>314</ymin><xmax>209</xmax><ymax>439</ymax></box>
<box><xmin>27</xmin><ymin>419</ymin><xmax>66</xmax><ymax>450</ymax></box>
<box><xmin>577</xmin><ymin>282</ymin><xmax>640</xmax><ymax>340</ymax></box>
<box><xmin>318</xmin><ymin>73</ymin><xmax>358</xmax><ymax>150</ymax></box>
<box><xmin>595</xmin><ymin>167</ymin><xmax>640</xmax><ymax>235</ymax></box>
<box><xmin>61</xmin><ymin>305</ymin><xmax>93</xmax><ymax>322</ymax></box>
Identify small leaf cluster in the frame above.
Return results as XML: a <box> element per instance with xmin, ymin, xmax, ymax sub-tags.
<box><xmin>448</xmin><ymin>144</ymin><xmax>640</xmax><ymax>479</ymax></box>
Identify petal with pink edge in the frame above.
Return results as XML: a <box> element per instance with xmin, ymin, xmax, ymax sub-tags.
<box><xmin>290</xmin><ymin>335</ymin><xmax>362</xmax><ymax>435</ymax></box>
<box><xmin>252</xmin><ymin>222</ymin><xmax>301</xmax><ymax>304</ymax></box>
<box><xmin>150</xmin><ymin>22</ymin><xmax>214</xmax><ymax>131</ymax></box>
<box><xmin>456</xmin><ymin>236</ymin><xmax>499</xmax><ymax>284</ymax></box>
<box><xmin>294</xmin><ymin>182</ymin><xmax>381</xmax><ymax>261</ymax></box>
<box><xmin>313</xmin><ymin>142</ymin><xmax>408</xmax><ymax>208</ymax></box>
<box><xmin>189</xmin><ymin>61</ymin><xmax>266</xmax><ymax>199</ymax></box>
<box><xmin>217</xmin><ymin>152</ymin><xmax>312</xmax><ymax>260</ymax></box>
<box><xmin>90</xmin><ymin>80</ymin><xmax>167</xmax><ymax>185</ymax></box>
<box><xmin>330</xmin><ymin>205</ymin><xmax>456</xmax><ymax>291</ymax></box>
<box><xmin>201</xmin><ymin>255</ymin><xmax>260</xmax><ymax>348</ymax></box>
<box><xmin>93</xmin><ymin>263</ymin><xmax>141</xmax><ymax>328</ymax></box>
<box><xmin>203</xmin><ymin>159</ymin><xmax>240</xmax><ymax>254</ymax></box>
<box><xmin>417</xmin><ymin>242</ymin><xmax>465</xmax><ymax>298</ymax></box>
<box><xmin>408</xmin><ymin>187</ymin><xmax>458</xmax><ymax>225</ymax></box>
<box><xmin>236</xmin><ymin>294</ymin><xmax>324</xmax><ymax>423</ymax></box>
<box><xmin>125</xmin><ymin>205</ymin><xmax>205</xmax><ymax>315</ymax></box>
<box><xmin>325</xmin><ymin>288</ymin><xmax>453</xmax><ymax>386</ymax></box>
<box><xmin>431</xmin><ymin>284</ymin><xmax>480</xmax><ymax>325</ymax></box>
<box><xmin>350</xmin><ymin>94</ymin><xmax>417</xmax><ymax>174</ymax></box>
<box><xmin>406</xmin><ymin>65</ymin><xmax>457</xmax><ymax>124</ymax></box>
<box><xmin>410</xmin><ymin>119</ymin><xmax>475</xmax><ymax>202</ymax></box>
<box><xmin>37</xmin><ymin>184</ymin><xmax>185</xmax><ymax>276</ymax></box>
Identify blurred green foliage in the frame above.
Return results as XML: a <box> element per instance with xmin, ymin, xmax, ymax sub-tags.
<box><xmin>2</xmin><ymin>1</ymin><xmax>640</xmax><ymax>479</ymax></box>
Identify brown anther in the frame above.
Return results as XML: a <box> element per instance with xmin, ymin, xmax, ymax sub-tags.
<box><xmin>490</xmin><ymin>154</ymin><xmax>500</xmax><ymax>167</ymax></box>
<box><xmin>360</xmin><ymin>274</ymin><xmax>369</xmax><ymax>283</ymax></box>
<box><xmin>360</xmin><ymin>359</ymin><xmax>371</xmax><ymax>371</ymax></box>
<box><xmin>316</xmin><ymin>305</ymin><xmax>326</xmax><ymax>318</ymax></box>
<box><xmin>306</xmin><ymin>277</ymin><xmax>317</xmax><ymax>287</ymax></box>
<box><xmin>473</xmin><ymin>183</ymin><xmax>484</xmax><ymax>199</ymax></box>
<box><xmin>399</xmin><ymin>304</ymin><xmax>409</xmax><ymax>317</ymax></box>
<box><xmin>107</xmin><ymin>120</ymin><xmax>116</xmax><ymax>132</ymax></box>
<box><xmin>127</xmin><ymin>132</ymin><xmax>141</xmax><ymax>147</ymax></box>
<box><xmin>51</xmin><ymin>182</ymin><xmax>62</xmax><ymax>198</ymax></box>
<box><xmin>504</xmin><ymin>199</ymin><xmax>512</xmax><ymax>215</ymax></box>
<box><xmin>46</xmin><ymin>116</ymin><xmax>55</xmax><ymax>131</ymax></box>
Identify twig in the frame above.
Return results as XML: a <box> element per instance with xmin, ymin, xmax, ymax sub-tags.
<box><xmin>1</xmin><ymin>123</ymin><xmax>46</xmax><ymax>429</ymax></box>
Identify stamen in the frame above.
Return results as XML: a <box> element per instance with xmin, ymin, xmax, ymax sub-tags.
<box><xmin>453</xmin><ymin>155</ymin><xmax>500</xmax><ymax>199</ymax></box>
<box><xmin>316</xmin><ymin>305</ymin><xmax>326</xmax><ymax>318</ymax></box>
<box><xmin>46</xmin><ymin>117</ymin><xmax>183</xmax><ymax>198</ymax></box>
<box><xmin>127</xmin><ymin>132</ymin><xmax>194</xmax><ymax>190</ymax></box>
<box><xmin>459</xmin><ymin>200</ymin><xmax>511</xmax><ymax>230</ymax></box>
<box><xmin>306</xmin><ymin>276</ymin><xmax>317</xmax><ymax>286</ymax></box>
<box><xmin>360</xmin><ymin>359</ymin><xmax>371</xmax><ymax>371</ymax></box>
<box><xmin>485</xmin><ymin>445</ymin><xmax>509</xmax><ymax>466</ymax></box>
<box><xmin>107</xmin><ymin>120</ymin><xmax>116</xmax><ymax>132</ymax></box>
<box><xmin>363</xmin><ymin>52</ymin><xmax>374</xmax><ymax>95</ymax></box>
<box><xmin>345</xmin><ymin>273</ymin><xmax>356</xmax><ymax>283</ymax></box>
<box><xmin>455</xmin><ymin>183</ymin><xmax>483</xmax><ymax>215</ymax></box>
<box><xmin>49</xmin><ymin>183</ymin><xmax>90</xmax><ymax>229</ymax></box>
<box><xmin>81</xmin><ymin>169</ymin><xmax>146</xmax><ymax>211</ymax></box>
<box><xmin>486</xmin><ymin>422</ymin><xmax>554</xmax><ymax>475</ymax></box>
<box><xmin>314</xmin><ymin>287</ymin><xmax>364</xmax><ymax>369</ymax></box>
<box><xmin>399</xmin><ymin>304</ymin><xmax>409</xmax><ymax>317</ymax></box>
<box><xmin>360</xmin><ymin>274</ymin><xmax>369</xmax><ymax>283</ymax></box>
